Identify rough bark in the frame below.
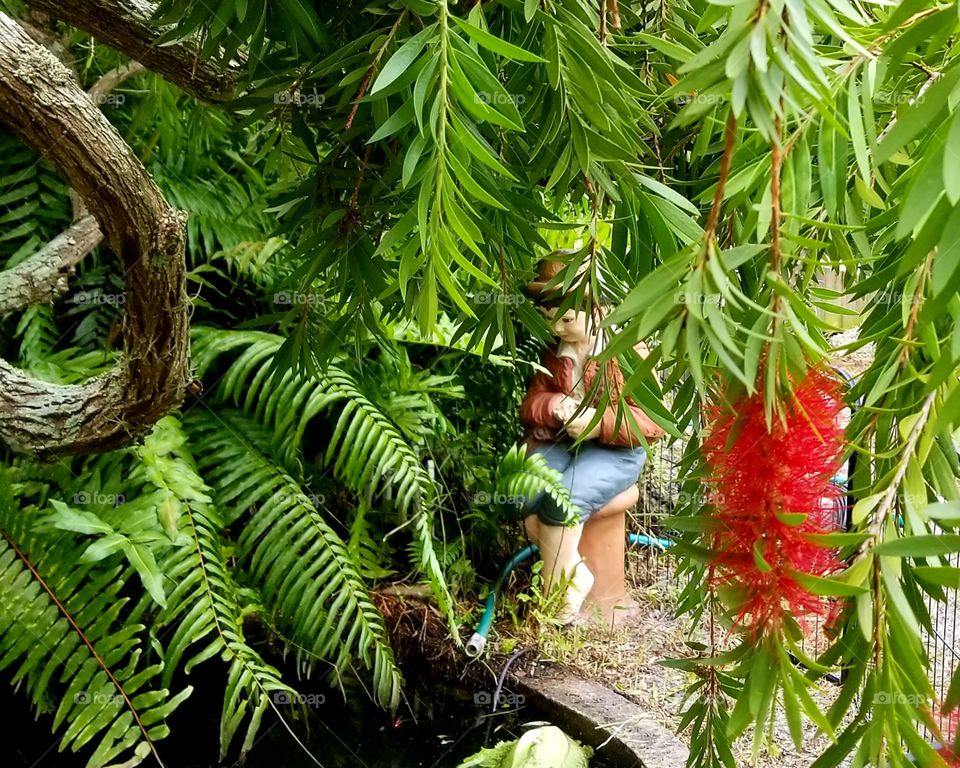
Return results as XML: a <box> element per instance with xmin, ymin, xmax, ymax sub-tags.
<box><xmin>16</xmin><ymin>9</ymin><xmax>71</xmax><ymax>65</ymax></box>
<box><xmin>0</xmin><ymin>13</ymin><xmax>190</xmax><ymax>458</ymax></box>
<box><xmin>0</xmin><ymin>61</ymin><xmax>148</xmax><ymax>315</ymax></box>
<box><xmin>21</xmin><ymin>0</ymin><xmax>241</xmax><ymax>103</ymax></box>
<box><xmin>70</xmin><ymin>62</ymin><xmax>146</xmax><ymax>221</ymax></box>
<box><xmin>0</xmin><ymin>215</ymin><xmax>100</xmax><ymax>312</ymax></box>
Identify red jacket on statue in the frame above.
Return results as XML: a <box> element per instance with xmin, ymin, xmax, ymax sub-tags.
<box><xmin>519</xmin><ymin>347</ymin><xmax>665</xmax><ymax>449</ymax></box>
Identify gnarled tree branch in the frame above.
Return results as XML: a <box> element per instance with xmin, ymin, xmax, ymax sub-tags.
<box><xmin>0</xmin><ymin>215</ymin><xmax>100</xmax><ymax>312</ymax></box>
<box><xmin>0</xmin><ymin>13</ymin><xmax>189</xmax><ymax>457</ymax></box>
<box><xmin>21</xmin><ymin>0</ymin><xmax>241</xmax><ymax>103</ymax></box>
<box><xmin>0</xmin><ymin>57</ymin><xmax>148</xmax><ymax>314</ymax></box>
<box><xmin>87</xmin><ymin>60</ymin><xmax>146</xmax><ymax>105</ymax></box>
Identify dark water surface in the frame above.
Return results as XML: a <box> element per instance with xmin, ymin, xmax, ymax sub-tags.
<box><xmin>1</xmin><ymin>676</ymin><xmax>619</xmax><ymax>768</ymax></box>
<box><xmin>244</xmin><ymin>691</ymin><xmax>539</xmax><ymax>768</ymax></box>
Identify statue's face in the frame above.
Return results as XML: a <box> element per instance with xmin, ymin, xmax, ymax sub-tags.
<box><xmin>543</xmin><ymin>307</ymin><xmax>591</xmax><ymax>344</ymax></box>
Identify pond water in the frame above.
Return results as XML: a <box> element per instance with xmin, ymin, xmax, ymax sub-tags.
<box><xmin>244</xmin><ymin>692</ymin><xmax>553</xmax><ymax>767</ymax></box>
<box><xmin>241</xmin><ymin>685</ymin><xmax>623</xmax><ymax>768</ymax></box>
<box><xmin>1</xmin><ymin>676</ymin><xmax>621</xmax><ymax>768</ymax></box>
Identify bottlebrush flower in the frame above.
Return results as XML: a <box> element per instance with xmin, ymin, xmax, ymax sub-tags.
<box><xmin>939</xmin><ymin>747</ymin><xmax>960</xmax><ymax>767</ymax></box>
<box><xmin>702</xmin><ymin>365</ymin><xmax>846</xmax><ymax>637</ymax></box>
<box><xmin>938</xmin><ymin>709</ymin><xmax>959</xmax><ymax>766</ymax></box>
<box><xmin>939</xmin><ymin>741</ymin><xmax>960</xmax><ymax>766</ymax></box>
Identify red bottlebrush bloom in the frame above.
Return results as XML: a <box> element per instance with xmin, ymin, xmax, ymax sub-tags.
<box><xmin>939</xmin><ymin>742</ymin><xmax>960</xmax><ymax>766</ymax></box>
<box><xmin>702</xmin><ymin>365</ymin><xmax>846</xmax><ymax>638</ymax></box>
<box><xmin>938</xmin><ymin>709</ymin><xmax>960</xmax><ymax>766</ymax></box>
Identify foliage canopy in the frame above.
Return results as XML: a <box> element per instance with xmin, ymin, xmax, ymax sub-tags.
<box><xmin>2</xmin><ymin>0</ymin><xmax>960</xmax><ymax>766</ymax></box>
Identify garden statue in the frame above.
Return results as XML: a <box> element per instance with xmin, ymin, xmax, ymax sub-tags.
<box><xmin>519</xmin><ymin>258</ymin><xmax>665</xmax><ymax>627</ymax></box>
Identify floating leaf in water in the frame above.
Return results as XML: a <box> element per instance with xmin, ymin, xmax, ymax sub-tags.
<box><xmin>457</xmin><ymin>725</ymin><xmax>591</xmax><ymax>768</ymax></box>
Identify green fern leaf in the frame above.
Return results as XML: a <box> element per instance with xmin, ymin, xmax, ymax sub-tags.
<box><xmin>122</xmin><ymin>416</ymin><xmax>302</xmax><ymax>762</ymax></box>
<box><xmin>186</xmin><ymin>408</ymin><xmax>404</xmax><ymax>710</ymax></box>
<box><xmin>190</xmin><ymin>327</ymin><xmax>456</xmax><ymax>631</ymax></box>
<box><xmin>0</xmin><ymin>476</ymin><xmax>190</xmax><ymax>768</ymax></box>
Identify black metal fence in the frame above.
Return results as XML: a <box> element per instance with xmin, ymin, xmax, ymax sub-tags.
<box><xmin>630</xmin><ymin>434</ymin><xmax>685</xmax><ymax>588</ymax></box>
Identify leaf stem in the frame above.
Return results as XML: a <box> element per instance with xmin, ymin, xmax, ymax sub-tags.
<box><xmin>770</xmin><ymin>112</ymin><xmax>783</xmax><ymax>276</ymax></box>
<box><xmin>858</xmin><ymin>388</ymin><xmax>937</xmax><ymax>554</ymax></box>
<box><xmin>432</xmin><ymin>1</ymin><xmax>450</xmax><ymax>244</ymax></box>
<box><xmin>703</xmin><ymin>110</ymin><xmax>738</xmax><ymax>250</ymax></box>
<box><xmin>346</xmin><ymin>11</ymin><xmax>408</xmax><ymax>131</ymax></box>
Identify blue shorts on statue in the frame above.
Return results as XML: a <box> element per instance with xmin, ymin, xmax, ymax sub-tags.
<box><xmin>521</xmin><ymin>440</ymin><xmax>648</xmax><ymax>525</ymax></box>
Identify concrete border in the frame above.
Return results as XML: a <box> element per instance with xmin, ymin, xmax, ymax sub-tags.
<box><xmin>509</xmin><ymin>667</ymin><xmax>688</xmax><ymax>768</ymax></box>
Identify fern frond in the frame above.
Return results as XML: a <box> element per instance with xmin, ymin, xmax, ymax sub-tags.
<box><xmin>348</xmin><ymin>501</ymin><xmax>396</xmax><ymax>581</ymax></box>
<box><xmin>28</xmin><ymin>349</ymin><xmax>119</xmax><ymax>384</ymax></box>
<box><xmin>211</xmin><ymin>237</ymin><xmax>286</xmax><ymax>288</ymax></box>
<box><xmin>61</xmin><ymin>261</ymin><xmax>126</xmax><ymax>353</ymax></box>
<box><xmin>0</xmin><ymin>475</ymin><xmax>190</xmax><ymax>768</ymax></box>
<box><xmin>408</xmin><ymin>498</ymin><xmax>460</xmax><ymax>636</ymax></box>
<box><xmin>0</xmin><ymin>127</ymin><xmax>70</xmax><ymax>257</ymax></box>
<box><xmin>191</xmin><ymin>327</ymin><xmax>457</xmax><ymax>635</ymax></box>
<box><xmin>493</xmin><ymin>443</ymin><xmax>578</xmax><ymax>524</ymax></box>
<box><xmin>152</xmin><ymin>161</ymin><xmax>274</xmax><ymax>263</ymax></box>
<box><xmin>186</xmin><ymin>408</ymin><xmax>403</xmax><ymax>710</ymax></box>
<box><xmin>15</xmin><ymin>304</ymin><xmax>60</xmax><ymax>370</ymax></box>
<box><xmin>120</xmin><ymin>416</ymin><xmax>300</xmax><ymax>761</ymax></box>
<box><xmin>161</xmin><ymin>508</ymin><xmax>294</xmax><ymax>760</ymax></box>
<box><xmin>323</xmin><ymin>364</ymin><xmax>433</xmax><ymax>513</ymax></box>
<box><xmin>362</xmin><ymin>349</ymin><xmax>464</xmax><ymax>445</ymax></box>
<box><xmin>191</xmin><ymin>326</ymin><xmax>435</xmax><ymax>516</ymax></box>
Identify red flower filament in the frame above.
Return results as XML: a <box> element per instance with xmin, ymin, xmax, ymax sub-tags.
<box><xmin>939</xmin><ymin>709</ymin><xmax>959</xmax><ymax>765</ymax></box>
<box><xmin>702</xmin><ymin>366</ymin><xmax>846</xmax><ymax>638</ymax></box>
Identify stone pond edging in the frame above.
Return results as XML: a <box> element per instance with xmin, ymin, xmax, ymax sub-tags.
<box><xmin>508</xmin><ymin>667</ymin><xmax>689</xmax><ymax>768</ymax></box>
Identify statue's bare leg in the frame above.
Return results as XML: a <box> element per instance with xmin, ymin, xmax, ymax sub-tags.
<box><xmin>577</xmin><ymin>484</ymin><xmax>640</xmax><ymax>627</ymax></box>
<box><xmin>522</xmin><ymin>514</ymin><xmax>593</xmax><ymax>624</ymax></box>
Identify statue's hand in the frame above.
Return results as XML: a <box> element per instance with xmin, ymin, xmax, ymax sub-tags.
<box><xmin>552</xmin><ymin>396</ymin><xmax>580</xmax><ymax>422</ymax></box>
<box><xmin>565</xmin><ymin>407</ymin><xmax>601</xmax><ymax>440</ymax></box>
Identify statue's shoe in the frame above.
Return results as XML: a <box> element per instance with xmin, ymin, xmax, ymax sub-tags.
<box><xmin>556</xmin><ymin>561</ymin><xmax>595</xmax><ymax>625</ymax></box>
<box><xmin>570</xmin><ymin>595</ymin><xmax>642</xmax><ymax>628</ymax></box>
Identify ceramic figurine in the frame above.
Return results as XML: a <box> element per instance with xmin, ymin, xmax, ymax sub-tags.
<box><xmin>519</xmin><ymin>258</ymin><xmax>665</xmax><ymax>626</ymax></box>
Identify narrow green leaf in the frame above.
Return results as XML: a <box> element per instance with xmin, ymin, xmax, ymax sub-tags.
<box><xmin>876</xmin><ymin>64</ymin><xmax>960</xmax><ymax>164</ymax></box>
<box><xmin>367</xmin><ymin>100</ymin><xmax>416</xmax><ymax>143</ymax></box>
<box><xmin>448</xmin><ymin>112</ymin><xmax>518</xmax><ymax>180</ymax></box>
<box><xmin>924</xmin><ymin>501</ymin><xmax>960</xmax><ymax>522</ymax></box>
<box><xmin>873</xmin><ymin>534</ymin><xmax>960</xmax><ymax>557</ymax></box>
<box><xmin>445</xmin><ymin>153</ymin><xmax>508</xmax><ymax>209</ymax></box>
<box><xmin>945</xmin><ymin>112</ymin><xmax>960</xmax><ymax>204</ymax></box>
<box><xmin>402</xmin><ymin>134</ymin><xmax>427</xmax><ymax>188</ymax></box>
<box><xmin>451</xmin><ymin>17</ymin><xmax>547</xmax><ymax>63</ymax></box>
<box><xmin>635</xmin><ymin>32</ymin><xmax>694</xmax><ymax>62</ymax></box>
<box><xmin>912</xmin><ymin>566</ymin><xmax>960</xmax><ymax>588</ymax></box>
<box><xmin>371</xmin><ymin>26</ymin><xmax>436</xmax><ymax>94</ymax></box>
<box><xmin>791</xmin><ymin>570</ymin><xmax>869</xmax><ymax>596</ymax></box>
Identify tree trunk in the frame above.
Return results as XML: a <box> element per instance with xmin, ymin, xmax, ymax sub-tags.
<box><xmin>0</xmin><ymin>13</ymin><xmax>190</xmax><ymax>458</ymax></box>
